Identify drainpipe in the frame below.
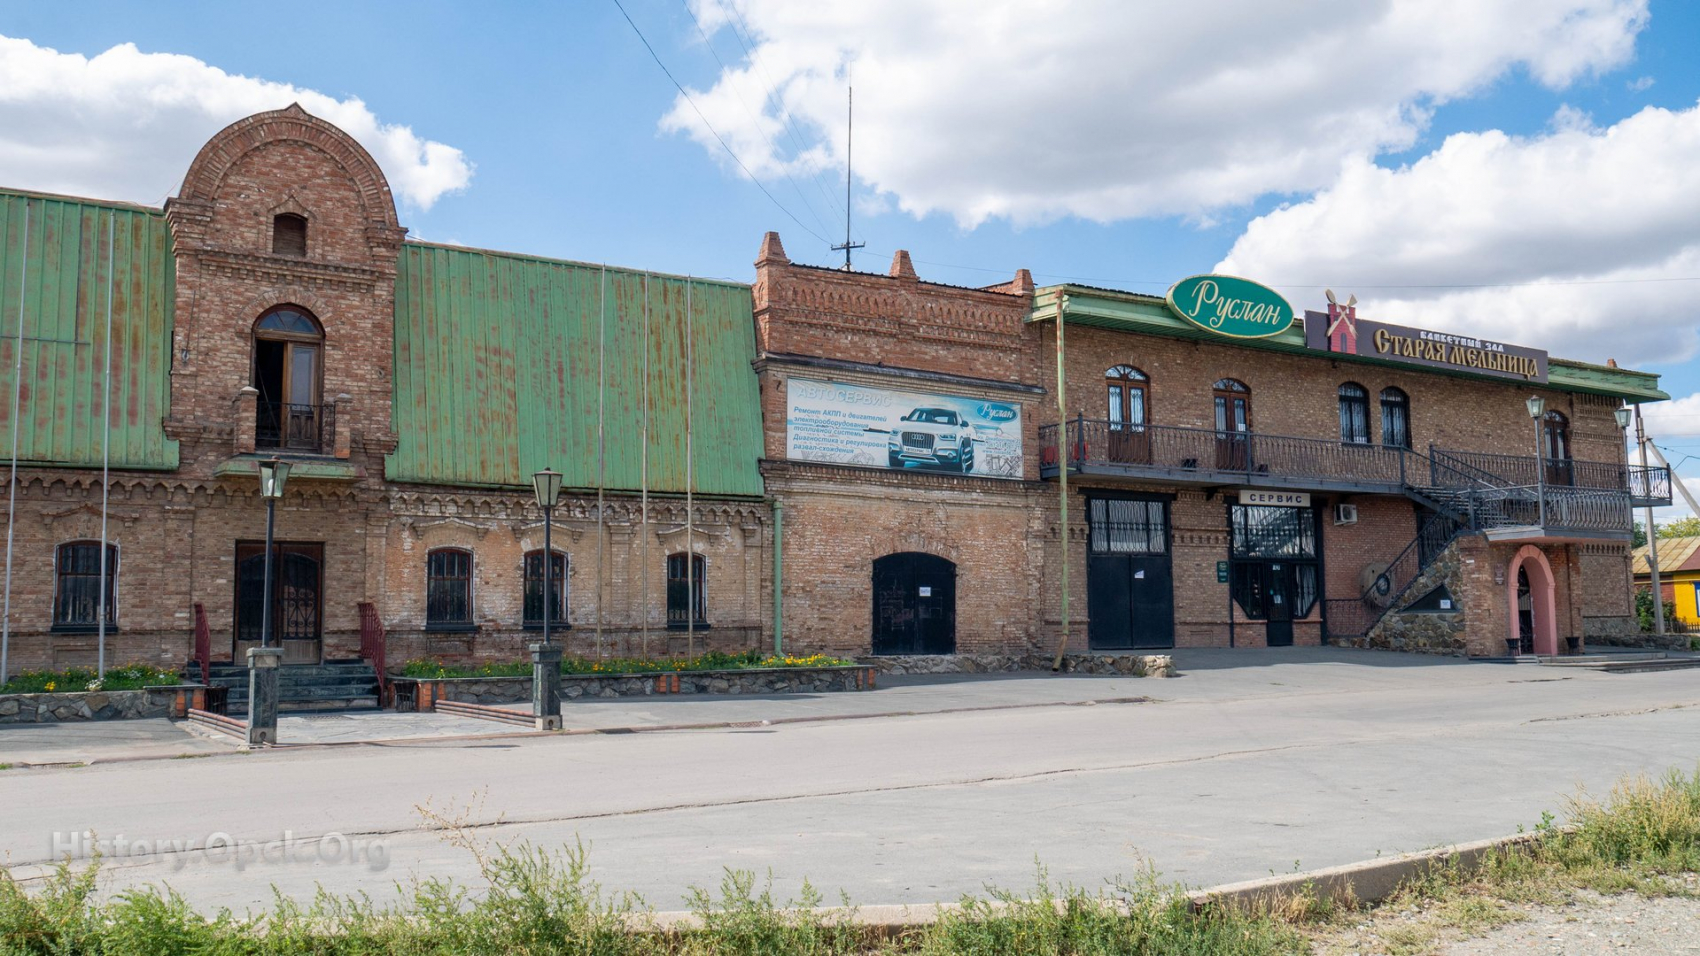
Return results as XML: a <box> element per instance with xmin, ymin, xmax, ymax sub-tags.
<box><xmin>1051</xmin><ymin>293</ymin><xmax>1071</xmax><ymax>671</ymax></box>
<box><xmin>771</xmin><ymin>498</ymin><xmax>783</xmax><ymax>655</ymax></box>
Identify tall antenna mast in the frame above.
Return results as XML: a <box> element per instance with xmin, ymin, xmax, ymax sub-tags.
<box><xmin>831</xmin><ymin>83</ymin><xmax>864</xmax><ymax>270</ymax></box>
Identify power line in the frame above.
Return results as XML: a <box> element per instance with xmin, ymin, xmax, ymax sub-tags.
<box><xmin>713</xmin><ymin>0</ymin><xmax>852</xmax><ymax>225</ymax></box>
<box><xmin>675</xmin><ymin>0</ymin><xmax>836</xmax><ymax>239</ymax></box>
<box><xmin>611</xmin><ymin>0</ymin><xmax>829</xmax><ymax>245</ymax></box>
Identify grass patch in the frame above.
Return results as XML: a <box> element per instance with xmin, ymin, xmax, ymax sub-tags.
<box><xmin>0</xmin><ymin>663</ymin><xmax>181</xmax><ymax>695</ymax></box>
<box><xmin>401</xmin><ymin>649</ymin><xmax>856</xmax><ymax>680</ymax></box>
<box><xmin>4</xmin><ymin>767</ymin><xmax>1699</xmax><ymax>954</ymax></box>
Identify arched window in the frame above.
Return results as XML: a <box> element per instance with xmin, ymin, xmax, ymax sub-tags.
<box><xmin>667</xmin><ymin>553</ymin><xmax>707</xmax><ymax>627</ymax></box>
<box><xmin>425</xmin><ymin>548</ymin><xmax>473</xmax><ymax>628</ymax></box>
<box><xmin>1542</xmin><ymin>410</ymin><xmax>1573</xmax><ymax>485</ymax></box>
<box><xmin>1105</xmin><ymin>365</ymin><xmax>1148</xmax><ymax>430</ymax></box>
<box><xmin>1338</xmin><ymin>382</ymin><xmax>1370</xmax><ymax>444</ymax></box>
<box><xmin>272</xmin><ymin>214</ymin><xmax>307</xmax><ymax>257</ymax></box>
<box><xmin>252</xmin><ymin>306</ymin><xmax>325</xmax><ymax>452</ymax></box>
<box><xmin>523</xmin><ymin>550</ymin><xmax>567</xmax><ymax>627</ymax></box>
<box><xmin>53</xmin><ymin>541</ymin><xmax>117</xmax><ymax>629</ymax></box>
<box><xmin>1380</xmin><ymin>387</ymin><xmax>1410</xmax><ymax>448</ymax></box>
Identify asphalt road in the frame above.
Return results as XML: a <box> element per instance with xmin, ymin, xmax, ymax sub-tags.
<box><xmin>2</xmin><ymin>648</ymin><xmax>1698</xmax><ymax>914</ymax></box>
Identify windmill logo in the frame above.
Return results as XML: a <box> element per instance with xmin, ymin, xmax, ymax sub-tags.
<box><xmin>1324</xmin><ymin>289</ymin><xmax>1359</xmax><ymax>354</ymax></box>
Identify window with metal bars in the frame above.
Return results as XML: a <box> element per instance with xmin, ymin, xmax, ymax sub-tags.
<box><xmin>425</xmin><ymin>548</ymin><xmax>473</xmax><ymax>628</ymax></box>
<box><xmin>1338</xmin><ymin>382</ymin><xmax>1370</xmax><ymax>444</ymax></box>
<box><xmin>1088</xmin><ymin>498</ymin><xmax>1168</xmax><ymax>554</ymax></box>
<box><xmin>666</xmin><ymin>553</ymin><xmax>707</xmax><ymax>627</ymax></box>
<box><xmin>1380</xmin><ymin>387</ymin><xmax>1411</xmax><ymax>448</ymax></box>
<box><xmin>53</xmin><ymin>541</ymin><xmax>117</xmax><ymax>629</ymax></box>
<box><xmin>522</xmin><ymin>550</ymin><xmax>567</xmax><ymax>627</ymax></box>
<box><xmin>1230</xmin><ymin>505</ymin><xmax>1317</xmax><ymax>558</ymax></box>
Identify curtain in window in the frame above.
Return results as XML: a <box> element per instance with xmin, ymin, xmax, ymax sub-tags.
<box><xmin>54</xmin><ymin>542</ymin><xmax>117</xmax><ymax>627</ymax></box>
<box><xmin>1380</xmin><ymin>388</ymin><xmax>1410</xmax><ymax>448</ymax></box>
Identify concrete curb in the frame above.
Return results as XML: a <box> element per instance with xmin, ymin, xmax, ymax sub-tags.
<box><xmin>634</xmin><ymin>830</ymin><xmax>1546</xmax><ymax>932</ymax></box>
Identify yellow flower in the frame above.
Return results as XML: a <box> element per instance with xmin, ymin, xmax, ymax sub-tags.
<box><xmin>45</xmin><ymin>681</ymin><xmax>56</xmax><ymax>691</ymax></box>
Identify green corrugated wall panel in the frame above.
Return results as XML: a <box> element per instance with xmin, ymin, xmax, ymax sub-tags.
<box><xmin>389</xmin><ymin>243</ymin><xmax>765</xmax><ymax>497</ymax></box>
<box><xmin>0</xmin><ymin>191</ymin><xmax>177</xmax><ymax>470</ymax></box>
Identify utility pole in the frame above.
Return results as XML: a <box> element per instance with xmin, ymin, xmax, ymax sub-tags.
<box><xmin>1636</xmin><ymin>403</ymin><xmax>1666</xmax><ymax>635</ymax></box>
<box><xmin>831</xmin><ymin>85</ymin><xmax>864</xmax><ymax>270</ymax></box>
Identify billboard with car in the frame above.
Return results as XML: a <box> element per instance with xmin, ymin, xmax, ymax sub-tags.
<box><xmin>785</xmin><ymin>378</ymin><xmax>1023</xmax><ymax>479</ymax></box>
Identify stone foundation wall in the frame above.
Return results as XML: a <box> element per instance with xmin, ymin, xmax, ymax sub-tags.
<box><xmin>0</xmin><ymin>688</ymin><xmax>177</xmax><ymax>724</ymax></box>
<box><xmin>859</xmin><ymin>653</ymin><xmax>1175</xmax><ymax>677</ymax></box>
<box><xmin>1356</xmin><ymin>546</ymin><xmax>1468</xmax><ymax>655</ymax></box>
<box><xmin>393</xmin><ymin>665</ymin><xmax>878</xmax><ymax>710</ymax></box>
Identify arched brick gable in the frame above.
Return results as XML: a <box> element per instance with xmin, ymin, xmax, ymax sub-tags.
<box><xmin>178</xmin><ymin>104</ymin><xmax>399</xmax><ymax>229</ymax></box>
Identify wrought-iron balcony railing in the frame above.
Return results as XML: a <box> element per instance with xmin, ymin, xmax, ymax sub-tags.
<box><xmin>1038</xmin><ymin>417</ymin><xmax>1669</xmax><ymax>535</ymax></box>
<box><xmin>1430</xmin><ymin>449</ymin><xmax>1671</xmax><ymax>506</ymax></box>
<box><xmin>256</xmin><ymin>401</ymin><xmax>335</xmax><ymax>454</ymax></box>
<box><xmin>1038</xmin><ymin>418</ymin><xmax>1414</xmax><ymax>491</ymax></box>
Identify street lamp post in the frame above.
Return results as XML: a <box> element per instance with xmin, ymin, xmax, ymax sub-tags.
<box><xmin>1527</xmin><ymin>397</ymin><xmax>1547</xmax><ymax>531</ymax></box>
<box><xmin>248</xmin><ymin>457</ymin><xmax>291</xmax><ymax>746</ymax></box>
<box><xmin>529</xmin><ymin>468</ymin><xmax>564</xmax><ymax>731</ymax></box>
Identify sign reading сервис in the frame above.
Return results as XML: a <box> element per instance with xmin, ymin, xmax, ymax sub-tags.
<box><xmin>784</xmin><ymin>377</ymin><xmax>1024</xmax><ymax>479</ymax></box>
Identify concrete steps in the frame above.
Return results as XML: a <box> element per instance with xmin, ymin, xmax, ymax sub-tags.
<box><xmin>206</xmin><ymin>661</ymin><xmax>380</xmax><ymax>714</ymax></box>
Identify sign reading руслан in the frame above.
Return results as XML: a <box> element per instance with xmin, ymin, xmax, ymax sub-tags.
<box><xmin>1164</xmin><ymin>275</ymin><xmax>1295</xmax><ymax>339</ymax></box>
<box><xmin>1303</xmin><ymin>303</ymin><xmax>1548</xmax><ymax>384</ymax></box>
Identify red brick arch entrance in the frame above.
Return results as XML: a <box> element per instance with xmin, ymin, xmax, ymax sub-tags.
<box><xmin>1507</xmin><ymin>545</ymin><xmax>1559</xmax><ymax>656</ymax></box>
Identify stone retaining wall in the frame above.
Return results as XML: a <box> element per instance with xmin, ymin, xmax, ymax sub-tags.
<box><xmin>391</xmin><ymin>665</ymin><xmax>878</xmax><ymax>711</ymax></box>
<box><xmin>0</xmin><ymin>688</ymin><xmax>175</xmax><ymax>724</ymax></box>
<box><xmin>858</xmin><ymin>653</ymin><xmax>1175</xmax><ymax>677</ymax></box>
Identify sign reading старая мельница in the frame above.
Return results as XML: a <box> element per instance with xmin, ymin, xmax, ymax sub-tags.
<box><xmin>785</xmin><ymin>377</ymin><xmax>1023</xmax><ymax>479</ymax></box>
<box><xmin>1164</xmin><ymin>275</ymin><xmax>1296</xmax><ymax>339</ymax></box>
<box><xmin>1302</xmin><ymin>307</ymin><xmax>1549</xmax><ymax>384</ymax></box>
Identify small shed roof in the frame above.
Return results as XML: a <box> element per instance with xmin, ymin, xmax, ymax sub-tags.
<box><xmin>1631</xmin><ymin>536</ymin><xmax>1700</xmax><ymax>576</ymax></box>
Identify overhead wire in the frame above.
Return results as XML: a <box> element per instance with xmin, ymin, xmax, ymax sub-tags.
<box><xmin>712</xmin><ymin>0</ymin><xmax>852</xmax><ymax>225</ymax></box>
<box><xmin>677</xmin><ymin>0</ymin><xmax>837</xmax><ymax>239</ymax></box>
<box><xmin>611</xmin><ymin>0</ymin><xmax>831</xmax><ymax>246</ymax></box>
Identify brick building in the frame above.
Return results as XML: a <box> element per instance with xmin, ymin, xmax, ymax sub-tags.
<box><xmin>0</xmin><ymin>107</ymin><xmax>1672</xmax><ymax>693</ymax></box>
<box><xmin>0</xmin><ymin>106</ymin><xmax>770</xmax><ymax>689</ymax></box>
<box><xmin>755</xmin><ymin>239</ymin><xmax>1670</xmax><ymax>660</ymax></box>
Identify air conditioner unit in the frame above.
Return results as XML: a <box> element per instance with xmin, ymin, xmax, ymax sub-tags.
<box><xmin>1334</xmin><ymin>503</ymin><xmax>1359</xmax><ymax>526</ymax></box>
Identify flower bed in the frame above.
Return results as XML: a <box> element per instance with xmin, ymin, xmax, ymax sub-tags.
<box><xmin>399</xmin><ymin>649</ymin><xmax>853</xmax><ymax>680</ymax></box>
<box><xmin>0</xmin><ymin>662</ymin><xmax>182</xmax><ymax>695</ymax></box>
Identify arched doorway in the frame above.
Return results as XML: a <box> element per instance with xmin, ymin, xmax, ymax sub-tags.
<box><xmin>1506</xmin><ymin>546</ymin><xmax>1558</xmax><ymax>656</ymax></box>
<box><xmin>872</xmin><ymin>553</ymin><xmax>956</xmax><ymax>655</ymax></box>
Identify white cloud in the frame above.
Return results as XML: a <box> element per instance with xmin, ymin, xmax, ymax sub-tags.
<box><xmin>664</xmin><ymin>0</ymin><xmax>1646</xmax><ymax>227</ymax></box>
<box><xmin>1641</xmin><ymin>392</ymin><xmax>1700</xmax><ymax>439</ymax></box>
<box><xmin>1216</xmin><ymin>100</ymin><xmax>1700</xmax><ymax>366</ymax></box>
<box><xmin>0</xmin><ymin>36</ymin><xmax>473</xmax><ymax>211</ymax></box>
<box><xmin>1629</xmin><ymin>75</ymin><xmax>1656</xmax><ymax>91</ymax></box>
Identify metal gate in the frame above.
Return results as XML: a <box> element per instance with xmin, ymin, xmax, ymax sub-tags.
<box><xmin>871</xmin><ymin>552</ymin><xmax>956</xmax><ymax>655</ymax></box>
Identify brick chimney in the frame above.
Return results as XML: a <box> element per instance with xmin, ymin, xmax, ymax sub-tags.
<box><xmin>889</xmin><ymin>249</ymin><xmax>918</xmax><ymax>281</ymax></box>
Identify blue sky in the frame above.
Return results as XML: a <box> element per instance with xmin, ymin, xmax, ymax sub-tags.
<box><xmin>4</xmin><ymin>1</ymin><xmax>1700</xmax><ymax>508</ymax></box>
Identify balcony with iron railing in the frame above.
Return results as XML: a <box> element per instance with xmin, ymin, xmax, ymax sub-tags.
<box><xmin>256</xmin><ymin>401</ymin><xmax>336</xmax><ymax>455</ymax></box>
<box><xmin>1038</xmin><ymin>416</ymin><xmax>1668</xmax><ymax>538</ymax></box>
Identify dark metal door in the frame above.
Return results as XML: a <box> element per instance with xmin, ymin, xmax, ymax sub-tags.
<box><xmin>1264</xmin><ymin>561</ymin><xmax>1294</xmax><ymax>647</ymax></box>
<box><xmin>235</xmin><ymin>542</ymin><xmax>324</xmax><ymax>665</ymax></box>
<box><xmin>1088</xmin><ymin>554</ymin><xmax>1174</xmax><ymax>649</ymax></box>
<box><xmin>872</xmin><ymin>553</ymin><xmax>956</xmax><ymax>655</ymax></box>
<box><xmin>1088</xmin><ymin>555</ymin><xmax>1133</xmax><ymax>649</ymax></box>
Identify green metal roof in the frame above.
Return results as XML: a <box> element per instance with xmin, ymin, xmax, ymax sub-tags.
<box><xmin>389</xmin><ymin>242</ymin><xmax>765</xmax><ymax>497</ymax></box>
<box><xmin>1031</xmin><ymin>284</ymin><xmax>1668</xmax><ymax>403</ymax></box>
<box><xmin>0</xmin><ymin>189</ymin><xmax>178</xmax><ymax>471</ymax></box>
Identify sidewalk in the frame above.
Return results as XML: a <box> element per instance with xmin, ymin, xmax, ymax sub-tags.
<box><xmin>1</xmin><ymin>668</ymin><xmax>1160</xmax><ymax>763</ymax></box>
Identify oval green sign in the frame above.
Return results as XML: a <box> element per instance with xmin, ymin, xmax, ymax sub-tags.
<box><xmin>1164</xmin><ymin>274</ymin><xmax>1294</xmax><ymax>339</ymax></box>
